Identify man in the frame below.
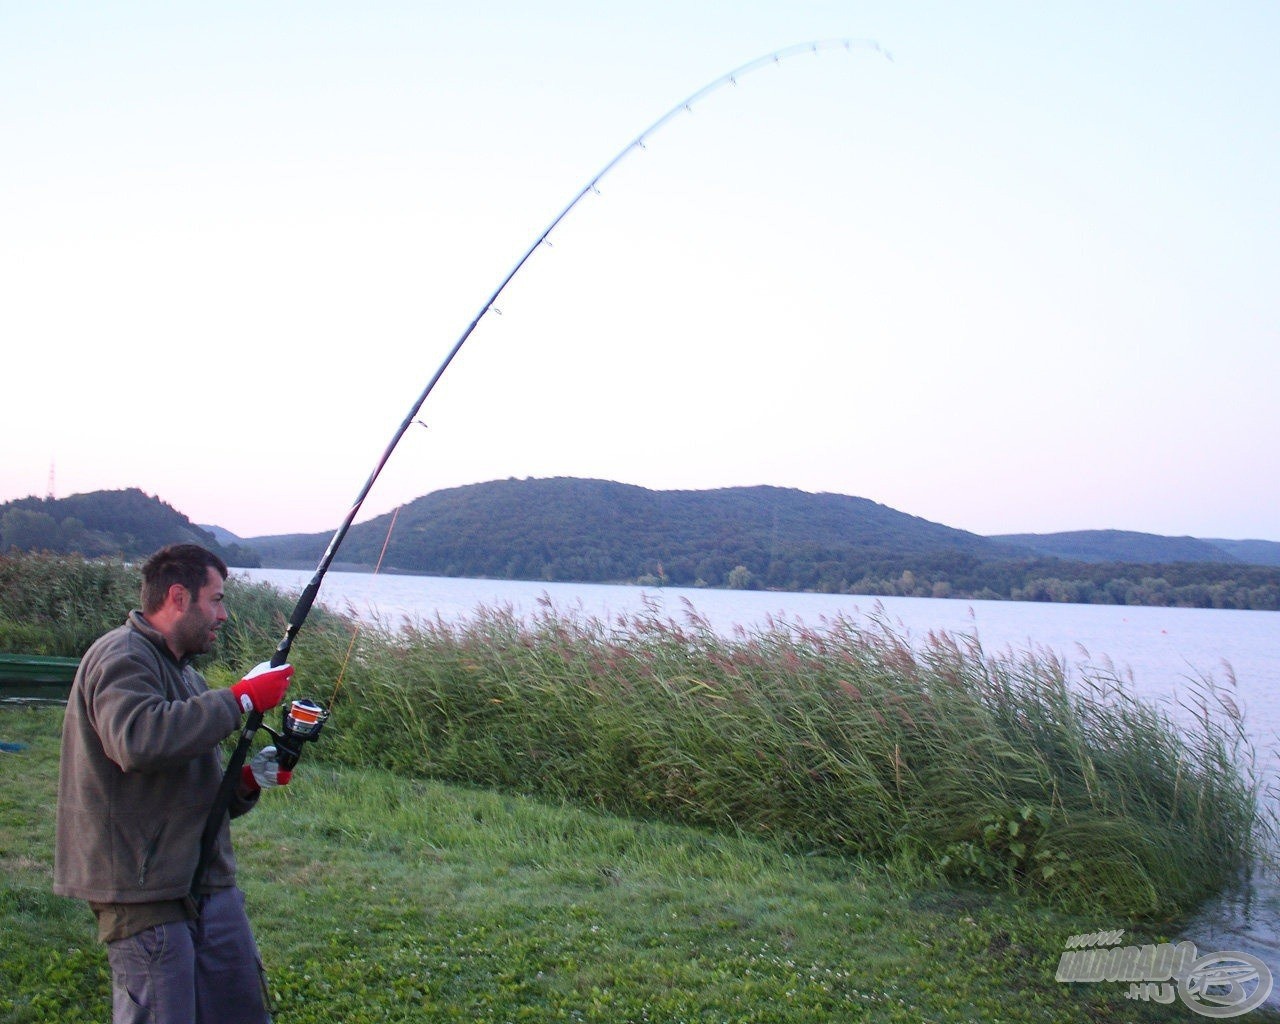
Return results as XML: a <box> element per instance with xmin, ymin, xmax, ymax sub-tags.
<box><xmin>55</xmin><ymin>543</ymin><xmax>296</xmax><ymax>1024</ymax></box>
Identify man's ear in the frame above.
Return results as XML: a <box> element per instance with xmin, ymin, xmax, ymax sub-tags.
<box><xmin>168</xmin><ymin>583</ymin><xmax>190</xmax><ymax>612</ymax></box>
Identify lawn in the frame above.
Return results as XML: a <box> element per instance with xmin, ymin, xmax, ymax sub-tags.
<box><xmin>1</xmin><ymin>704</ymin><xmax>1249</xmax><ymax>1024</ymax></box>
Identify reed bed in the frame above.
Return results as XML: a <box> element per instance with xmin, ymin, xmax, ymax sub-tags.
<box><xmin>0</xmin><ymin>552</ymin><xmax>142</xmax><ymax>656</ymax></box>
<box><xmin>2</xmin><ymin>553</ymin><xmax>1271</xmax><ymax>920</ymax></box>
<box><xmin>320</xmin><ymin>597</ymin><xmax>1273</xmax><ymax>920</ymax></box>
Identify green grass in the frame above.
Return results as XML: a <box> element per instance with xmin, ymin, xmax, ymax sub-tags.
<box><xmin>2</xmin><ymin>552</ymin><xmax>1276</xmax><ymax>1020</ymax></box>
<box><xmin>4</xmin><ymin>704</ymin><xmax>1258</xmax><ymax>1024</ymax></box>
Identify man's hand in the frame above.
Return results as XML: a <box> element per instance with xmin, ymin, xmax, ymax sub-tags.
<box><xmin>241</xmin><ymin>745</ymin><xmax>292</xmax><ymax>792</ymax></box>
<box><xmin>229</xmin><ymin>662</ymin><xmax>294</xmax><ymax>714</ymax></box>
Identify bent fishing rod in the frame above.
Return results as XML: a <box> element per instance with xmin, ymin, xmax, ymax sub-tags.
<box><xmin>192</xmin><ymin>37</ymin><xmax>886</xmax><ymax>896</ymax></box>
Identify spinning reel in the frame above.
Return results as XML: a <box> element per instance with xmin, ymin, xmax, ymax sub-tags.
<box><xmin>262</xmin><ymin>698</ymin><xmax>330</xmax><ymax>773</ymax></box>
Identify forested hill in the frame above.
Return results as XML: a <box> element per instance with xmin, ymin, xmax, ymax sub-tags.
<box><xmin>991</xmin><ymin>529</ymin><xmax>1250</xmax><ymax>565</ymax></box>
<box><xmin>0</xmin><ymin>489</ymin><xmax>259</xmax><ymax>566</ymax></box>
<box><xmin>248</xmin><ymin>477</ymin><xmax>1023</xmax><ymax>585</ymax></box>
<box><xmin>4</xmin><ymin>482</ymin><xmax>1277</xmax><ymax>609</ymax></box>
<box><xmin>1204</xmin><ymin>538</ymin><xmax>1280</xmax><ymax>567</ymax></box>
<box><xmin>243</xmin><ymin>477</ymin><xmax>1280</xmax><ymax>609</ymax></box>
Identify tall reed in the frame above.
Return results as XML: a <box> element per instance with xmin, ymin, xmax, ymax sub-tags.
<box><xmin>323</xmin><ymin>598</ymin><xmax>1273</xmax><ymax>919</ymax></box>
<box><xmin>0</xmin><ymin>553</ymin><xmax>141</xmax><ymax>656</ymax></box>
<box><xmin>0</xmin><ymin>552</ymin><xmax>346</xmax><ymax>675</ymax></box>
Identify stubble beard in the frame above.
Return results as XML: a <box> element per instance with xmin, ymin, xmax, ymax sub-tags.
<box><xmin>174</xmin><ymin>607</ymin><xmax>216</xmax><ymax>658</ymax></box>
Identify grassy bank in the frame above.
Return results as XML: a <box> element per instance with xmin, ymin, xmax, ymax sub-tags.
<box><xmin>2</xmin><ymin>552</ymin><xmax>1277</xmax><ymax>1019</ymax></box>
<box><xmin>1</xmin><ymin>553</ymin><xmax>1274</xmax><ymax>922</ymax></box>
<box><xmin>3</xmin><ymin>704</ymin><xmax>1251</xmax><ymax>1024</ymax></box>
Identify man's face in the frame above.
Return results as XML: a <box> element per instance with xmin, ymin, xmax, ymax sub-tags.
<box><xmin>173</xmin><ymin>567</ymin><xmax>229</xmax><ymax>657</ymax></box>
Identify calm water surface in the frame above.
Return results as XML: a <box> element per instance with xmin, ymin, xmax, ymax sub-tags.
<box><xmin>241</xmin><ymin>568</ymin><xmax>1280</xmax><ymax>993</ymax></box>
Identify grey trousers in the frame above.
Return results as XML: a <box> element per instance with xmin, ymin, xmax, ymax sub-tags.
<box><xmin>105</xmin><ymin>888</ymin><xmax>271</xmax><ymax>1024</ymax></box>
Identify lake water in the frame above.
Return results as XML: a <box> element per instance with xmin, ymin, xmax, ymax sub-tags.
<box><xmin>240</xmin><ymin>568</ymin><xmax>1279</xmax><ymax>758</ymax></box>
<box><xmin>240</xmin><ymin>568</ymin><xmax>1280</xmax><ymax>995</ymax></box>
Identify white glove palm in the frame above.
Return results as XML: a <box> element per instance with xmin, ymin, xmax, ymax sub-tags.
<box><xmin>247</xmin><ymin>745</ymin><xmax>291</xmax><ymax>788</ymax></box>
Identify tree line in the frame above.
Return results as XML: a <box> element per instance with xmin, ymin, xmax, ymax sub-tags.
<box><xmin>250</xmin><ymin>478</ymin><xmax>1280</xmax><ymax>611</ymax></box>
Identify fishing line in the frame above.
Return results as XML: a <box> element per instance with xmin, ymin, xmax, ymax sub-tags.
<box><xmin>193</xmin><ymin>37</ymin><xmax>888</xmax><ymax>896</ymax></box>
<box><xmin>283</xmin><ymin>37</ymin><xmax>885</xmax><ymax>671</ymax></box>
<box><xmin>327</xmin><ymin>502</ymin><xmax>402</xmax><ymax>708</ymax></box>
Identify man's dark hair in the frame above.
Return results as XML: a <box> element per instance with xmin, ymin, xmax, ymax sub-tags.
<box><xmin>140</xmin><ymin>544</ymin><xmax>229</xmax><ymax>613</ymax></box>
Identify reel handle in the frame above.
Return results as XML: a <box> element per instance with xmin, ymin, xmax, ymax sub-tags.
<box><xmin>264</xmin><ymin>698</ymin><xmax>329</xmax><ymax>772</ymax></box>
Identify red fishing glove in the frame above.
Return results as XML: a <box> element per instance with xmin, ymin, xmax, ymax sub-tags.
<box><xmin>241</xmin><ymin>745</ymin><xmax>292</xmax><ymax>793</ymax></box>
<box><xmin>229</xmin><ymin>662</ymin><xmax>294</xmax><ymax>714</ymax></box>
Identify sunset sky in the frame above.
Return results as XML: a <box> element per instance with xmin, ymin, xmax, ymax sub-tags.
<box><xmin>3</xmin><ymin>1</ymin><xmax>1277</xmax><ymax>541</ymax></box>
